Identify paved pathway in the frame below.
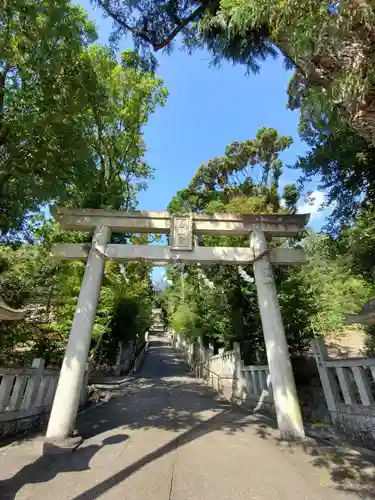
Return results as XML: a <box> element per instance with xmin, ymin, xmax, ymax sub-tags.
<box><xmin>0</xmin><ymin>335</ymin><xmax>373</xmax><ymax>499</ymax></box>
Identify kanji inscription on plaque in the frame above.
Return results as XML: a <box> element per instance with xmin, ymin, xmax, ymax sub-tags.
<box><xmin>171</xmin><ymin>215</ymin><xmax>193</xmax><ymax>251</ymax></box>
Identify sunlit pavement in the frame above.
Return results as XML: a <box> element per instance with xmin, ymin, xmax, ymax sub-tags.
<box><xmin>0</xmin><ymin>335</ymin><xmax>370</xmax><ymax>499</ymax></box>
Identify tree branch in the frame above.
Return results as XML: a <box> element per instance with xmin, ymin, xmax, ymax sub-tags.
<box><xmin>97</xmin><ymin>2</ymin><xmax>206</xmax><ymax>51</ymax></box>
<box><xmin>272</xmin><ymin>41</ymin><xmax>306</xmax><ymax>77</ymax></box>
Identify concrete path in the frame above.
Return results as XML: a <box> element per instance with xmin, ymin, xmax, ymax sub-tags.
<box><xmin>0</xmin><ymin>335</ymin><xmax>374</xmax><ymax>499</ymax></box>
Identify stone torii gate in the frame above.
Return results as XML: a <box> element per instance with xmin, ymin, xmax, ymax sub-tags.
<box><xmin>46</xmin><ymin>207</ymin><xmax>309</xmax><ymax>443</ymax></box>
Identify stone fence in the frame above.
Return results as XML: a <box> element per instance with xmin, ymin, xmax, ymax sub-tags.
<box><xmin>89</xmin><ymin>337</ymin><xmax>146</xmax><ymax>381</ymax></box>
<box><xmin>241</xmin><ymin>363</ymin><xmax>273</xmax><ymax>413</ymax></box>
<box><xmin>132</xmin><ymin>339</ymin><xmax>149</xmax><ymax>374</ymax></box>
<box><xmin>170</xmin><ymin>331</ymin><xmax>274</xmax><ymax>414</ymax></box>
<box><xmin>312</xmin><ymin>337</ymin><xmax>375</xmax><ymax>447</ymax></box>
<box><xmin>114</xmin><ymin>341</ymin><xmax>137</xmax><ymax>376</ymax></box>
<box><xmin>0</xmin><ymin>359</ymin><xmax>89</xmax><ymax>437</ymax></box>
<box><xmin>171</xmin><ymin>331</ymin><xmax>375</xmax><ymax>447</ymax></box>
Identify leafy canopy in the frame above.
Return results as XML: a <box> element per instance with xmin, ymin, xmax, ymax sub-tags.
<box><xmin>94</xmin><ymin>0</ymin><xmax>375</xmax><ymax>145</ymax></box>
<box><xmin>0</xmin><ymin>1</ymin><xmax>168</xmax><ymax>364</ymax></box>
<box><xmin>0</xmin><ymin>1</ymin><xmax>97</xmax><ymax>232</ymax></box>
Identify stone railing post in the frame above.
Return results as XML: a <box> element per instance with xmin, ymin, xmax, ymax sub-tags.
<box><xmin>311</xmin><ymin>338</ymin><xmax>338</xmax><ymax>412</ymax></box>
<box><xmin>233</xmin><ymin>342</ymin><xmax>246</xmax><ymax>399</ymax></box>
<box><xmin>80</xmin><ymin>362</ymin><xmax>91</xmax><ymax>406</ymax></box>
<box><xmin>115</xmin><ymin>341</ymin><xmax>124</xmax><ymax>376</ymax></box>
<box><xmin>22</xmin><ymin>358</ymin><xmax>45</xmax><ymax>410</ymax></box>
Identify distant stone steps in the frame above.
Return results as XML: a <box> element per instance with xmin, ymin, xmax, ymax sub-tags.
<box><xmin>150</xmin><ymin>310</ymin><xmax>164</xmax><ymax>333</ymax></box>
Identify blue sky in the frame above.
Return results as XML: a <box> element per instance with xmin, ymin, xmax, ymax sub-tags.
<box><xmin>77</xmin><ymin>1</ymin><xmax>328</xmax><ymax>283</ymax></box>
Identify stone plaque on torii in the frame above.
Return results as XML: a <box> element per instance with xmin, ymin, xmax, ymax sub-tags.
<box><xmin>46</xmin><ymin>207</ymin><xmax>310</xmax><ymax>445</ymax></box>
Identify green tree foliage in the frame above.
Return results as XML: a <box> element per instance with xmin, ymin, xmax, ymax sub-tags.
<box><xmin>292</xmin><ymin>233</ymin><xmax>372</xmax><ymax>336</ymax></box>
<box><xmin>66</xmin><ymin>46</ymin><xmax>167</xmax><ymax>211</ymax></box>
<box><xmin>168</xmin><ymin>127</ymin><xmax>294</xmax><ymax>215</ymax></box>
<box><xmin>289</xmin><ymin>89</ymin><xmax>375</xmax><ymax>231</ymax></box>
<box><xmin>0</xmin><ymin>1</ymin><xmax>97</xmax><ymax>232</ymax></box>
<box><xmin>164</xmin><ymin>129</ymin><xmax>302</xmax><ymax>361</ymax></box>
<box><xmin>0</xmin><ymin>1</ymin><xmax>167</xmax><ymax>233</ymax></box>
<box><xmin>0</xmin><ymin>220</ymin><xmax>154</xmax><ymax>365</ymax></box>
<box><xmin>163</xmin><ymin>128</ymin><xmax>372</xmax><ymax>362</ymax></box>
<box><xmin>334</xmin><ymin>209</ymin><xmax>375</xmax><ymax>355</ymax></box>
<box><xmin>94</xmin><ymin>0</ymin><xmax>375</xmax><ymax>146</ymax></box>
<box><xmin>337</xmin><ymin>209</ymin><xmax>375</xmax><ymax>282</ymax></box>
<box><xmin>93</xmin><ymin>0</ymin><xmax>375</xmax><ymax>235</ymax></box>
<box><xmin>0</xmin><ymin>2</ymin><xmax>167</xmax><ymax>364</ymax></box>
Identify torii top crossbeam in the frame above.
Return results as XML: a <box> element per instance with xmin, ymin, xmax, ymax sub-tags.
<box><xmin>52</xmin><ymin>207</ymin><xmax>309</xmax><ymax>237</ymax></box>
<box><xmin>51</xmin><ymin>207</ymin><xmax>310</xmax><ymax>265</ymax></box>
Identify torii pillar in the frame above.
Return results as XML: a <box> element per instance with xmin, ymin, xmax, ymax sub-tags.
<box><xmin>46</xmin><ymin>224</ymin><xmax>111</xmax><ymax>441</ymax></box>
<box><xmin>251</xmin><ymin>226</ymin><xmax>305</xmax><ymax>439</ymax></box>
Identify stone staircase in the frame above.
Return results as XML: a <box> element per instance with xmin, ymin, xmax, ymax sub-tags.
<box><xmin>150</xmin><ymin>308</ymin><xmax>164</xmax><ymax>333</ymax></box>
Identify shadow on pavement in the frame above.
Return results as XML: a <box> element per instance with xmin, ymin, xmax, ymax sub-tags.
<box><xmin>76</xmin><ymin>339</ymin><xmax>243</xmax><ymax>440</ymax></box>
<box><xmin>72</xmin><ymin>337</ymin><xmax>375</xmax><ymax>500</ymax></box>
<box><xmin>251</xmin><ymin>410</ymin><xmax>375</xmax><ymax>499</ymax></box>
<box><xmin>2</xmin><ymin>335</ymin><xmax>374</xmax><ymax>499</ymax></box>
<box><xmin>0</xmin><ymin>336</ymin><xmax>250</xmax><ymax>498</ymax></box>
<box><xmin>0</xmin><ymin>434</ymin><xmax>129</xmax><ymax>499</ymax></box>
<box><xmin>72</xmin><ymin>409</ymin><xmax>241</xmax><ymax>500</ymax></box>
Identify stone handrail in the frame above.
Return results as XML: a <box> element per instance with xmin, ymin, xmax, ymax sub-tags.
<box><xmin>114</xmin><ymin>340</ymin><xmax>137</xmax><ymax>376</ymax></box>
<box><xmin>242</xmin><ymin>365</ymin><xmax>269</xmax><ymax>371</ymax></box>
<box><xmin>240</xmin><ymin>363</ymin><xmax>274</xmax><ymax>413</ymax></box>
<box><xmin>210</xmin><ymin>350</ymin><xmax>235</xmax><ymax>361</ymax></box>
<box><xmin>324</xmin><ymin>357</ymin><xmax>375</xmax><ymax>368</ymax></box>
<box><xmin>312</xmin><ymin>338</ymin><xmax>375</xmax><ymax>409</ymax></box>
